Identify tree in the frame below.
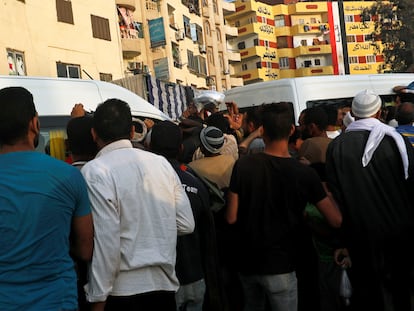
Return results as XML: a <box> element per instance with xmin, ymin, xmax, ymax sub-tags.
<box><xmin>363</xmin><ymin>0</ymin><xmax>414</xmax><ymax>73</ymax></box>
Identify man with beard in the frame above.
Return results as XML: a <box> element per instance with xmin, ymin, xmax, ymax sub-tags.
<box><xmin>0</xmin><ymin>87</ymin><xmax>94</xmax><ymax>311</ymax></box>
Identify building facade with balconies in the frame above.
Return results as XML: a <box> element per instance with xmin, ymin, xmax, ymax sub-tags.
<box><xmin>342</xmin><ymin>1</ymin><xmax>384</xmax><ymax>75</ymax></box>
<box><xmin>115</xmin><ymin>0</ymin><xmax>242</xmax><ymax>91</ymax></box>
<box><xmin>227</xmin><ymin>0</ymin><xmax>335</xmax><ymax>85</ymax></box>
<box><xmin>227</xmin><ymin>0</ymin><xmax>386</xmax><ymax>85</ymax></box>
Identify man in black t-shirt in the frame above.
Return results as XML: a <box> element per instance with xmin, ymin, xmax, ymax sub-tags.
<box><xmin>226</xmin><ymin>103</ymin><xmax>341</xmax><ymax>311</ymax></box>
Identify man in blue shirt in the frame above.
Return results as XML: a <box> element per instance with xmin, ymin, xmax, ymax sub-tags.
<box><xmin>0</xmin><ymin>87</ymin><xmax>93</xmax><ymax>311</ymax></box>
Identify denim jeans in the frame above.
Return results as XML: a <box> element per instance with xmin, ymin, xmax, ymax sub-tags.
<box><xmin>175</xmin><ymin>279</ymin><xmax>206</xmax><ymax>311</ymax></box>
<box><xmin>239</xmin><ymin>271</ymin><xmax>297</xmax><ymax>311</ymax></box>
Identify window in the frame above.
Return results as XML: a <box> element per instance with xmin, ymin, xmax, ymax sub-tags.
<box><xmin>348</xmin><ymin>56</ymin><xmax>358</xmax><ymax>64</ymax></box>
<box><xmin>196</xmin><ymin>24</ymin><xmax>203</xmax><ymax>44</ymax></box>
<box><xmin>242</xmin><ymin>63</ymin><xmax>248</xmax><ymax>70</ymax></box>
<box><xmin>187</xmin><ymin>50</ymin><xmax>197</xmax><ymax>72</ymax></box>
<box><xmin>345</xmin><ymin>15</ymin><xmax>354</xmax><ymax>22</ymax></box>
<box><xmin>56</xmin><ymin>0</ymin><xmax>74</xmax><ymax>24</ymax></box>
<box><xmin>7</xmin><ymin>49</ymin><xmax>26</xmax><ymax>76</ymax></box>
<box><xmin>314</xmin><ymin>59</ymin><xmax>321</xmax><ymax>66</ymax></box>
<box><xmin>366</xmin><ymin>55</ymin><xmax>376</xmax><ymax>63</ymax></box>
<box><xmin>184</xmin><ymin>16</ymin><xmax>191</xmax><ymax>38</ymax></box>
<box><xmin>277</xmin><ymin>37</ymin><xmax>288</xmax><ymax>49</ymax></box>
<box><xmin>275</xmin><ymin>15</ymin><xmax>285</xmax><ymax>27</ymax></box>
<box><xmin>304</xmin><ymin>60</ymin><xmax>312</xmax><ymax>68</ymax></box>
<box><xmin>298</xmin><ymin>19</ymin><xmax>305</xmax><ymax>25</ymax></box>
<box><xmin>346</xmin><ymin>35</ymin><xmax>356</xmax><ymax>43</ymax></box>
<box><xmin>310</xmin><ymin>18</ymin><xmax>316</xmax><ymax>24</ymax></box>
<box><xmin>91</xmin><ymin>15</ymin><xmax>111</xmax><ymax>41</ymax></box>
<box><xmin>204</xmin><ymin>21</ymin><xmax>210</xmax><ymax>36</ymax></box>
<box><xmin>235</xmin><ymin>20</ymin><xmax>240</xmax><ymax>27</ymax></box>
<box><xmin>207</xmin><ymin>48</ymin><xmax>214</xmax><ymax>65</ymax></box>
<box><xmin>216</xmin><ymin>28</ymin><xmax>221</xmax><ymax>42</ymax></box>
<box><xmin>197</xmin><ymin>56</ymin><xmax>207</xmax><ymax>76</ymax></box>
<box><xmin>301</xmin><ymin>39</ymin><xmax>307</xmax><ymax>46</ymax></box>
<box><xmin>238</xmin><ymin>41</ymin><xmax>246</xmax><ymax>50</ymax></box>
<box><xmin>364</xmin><ymin>34</ymin><xmax>373</xmax><ymax>42</ymax></box>
<box><xmin>56</xmin><ymin>62</ymin><xmax>81</xmax><ymax>78</ymax></box>
<box><xmin>99</xmin><ymin>73</ymin><xmax>112</xmax><ymax>81</ymax></box>
<box><xmin>279</xmin><ymin>57</ymin><xmax>289</xmax><ymax>69</ymax></box>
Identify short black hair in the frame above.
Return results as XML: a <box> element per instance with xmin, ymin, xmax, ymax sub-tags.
<box><xmin>205</xmin><ymin>113</ymin><xmax>231</xmax><ymax>134</ymax></box>
<box><xmin>261</xmin><ymin>102</ymin><xmax>294</xmax><ymax>141</ymax></box>
<box><xmin>93</xmin><ymin>98</ymin><xmax>132</xmax><ymax>143</ymax></box>
<box><xmin>150</xmin><ymin>121</ymin><xmax>182</xmax><ymax>159</ymax></box>
<box><xmin>244</xmin><ymin>106</ymin><xmax>263</xmax><ymax>129</ymax></box>
<box><xmin>66</xmin><ymin>116</ymin><xmax>97</xmax><ymax>156</ymax></box>
<box><xmin>396</xmin><ymin>102</ymin><xmax>414</xmax><ymax>125</ymax></box>
<box><xmin>303</xmin><ymin>106</ymin><xmax>328</xmax><ymax>131</ymax></box>
<box><xmin>323</xmin><ymin>106</ymin><xmax>339</xmax><ymax>126</ymax></box>
<box><xmin>0</xmin><ymin>87</ymin><xmax>36</xmax><ymax>145</ymax></box>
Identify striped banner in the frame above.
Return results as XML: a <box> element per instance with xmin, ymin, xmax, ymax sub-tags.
<box><xmin>146</xmin><ymin>75</ymin><xmax>192</xmax><ymax>120</ymax></box>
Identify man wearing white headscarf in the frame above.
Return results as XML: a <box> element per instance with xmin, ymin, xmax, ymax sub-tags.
<box><xmin>326</xmin><ymin>89</ymin><xmax>414</xmax><ymax>311</ymax></box>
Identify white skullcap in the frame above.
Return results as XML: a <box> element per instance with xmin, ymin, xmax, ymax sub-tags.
<box><xmin>352</xmin><ymin>89</ymin><xmax>382</xmax><ymax>118</ymax></box>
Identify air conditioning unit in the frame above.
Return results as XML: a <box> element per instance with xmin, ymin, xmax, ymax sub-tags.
<box><xmin>199</xmin><ymin>44</ymin><xmax>206</xmax><ymax>54</ymax></box>
<box><xmin>188</xmin><ymin>4</ymin><xmax>197</xmax><ymax>14</ymax></box>
<box><xmin>175</xmin><ymin>29</ymin><xmax>185</xmax><ymax>41</ymax></box>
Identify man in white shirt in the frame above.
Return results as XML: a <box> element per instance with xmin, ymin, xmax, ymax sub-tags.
<box><xmin>81</xmin><ymin>99</ymin><xmax>194</xmax><ymax>311</ymax></box>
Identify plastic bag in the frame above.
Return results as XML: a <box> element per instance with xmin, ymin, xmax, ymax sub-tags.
<box><xmin>339</xmin><ymin>268</ymin><xmax>352</xmax><ymax>306</ymax></box>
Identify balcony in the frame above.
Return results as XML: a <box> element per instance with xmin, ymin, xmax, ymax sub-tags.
<box><xmin>121</xmin><ymin>28</ymin><xmax>141</xmax><ymax>58</ymax></box>
<box><xmin>230</xmin><ymin>76</ymin><xmax>244</xmax><ymax>87</ymax></box>
<box><xmin>238</xmin><ymin>23</ymin><xmax>275</xmax><ymax>40</ymax></box>
<box><xmin>296</xmin><ymin>65</ymin><xmax>333</xmax><ymax>77</ymax></box>
<box><xmin>288</xmin><ymin>2</ymin><xmax>328</xmax><ymax>14</ymax></box>
<box><xmin>224</xmin><ymin>24</ymin><xmax>238</xmax><ymax>38</ymax></box>
<box><xmin>222</xmin><ymin>0</ymin><xmax>235</xmax><ymax>15</ymax></box>
<box><xmin>116</xmin><ymin>0</ymin><xmax>135</xmax><ymax>11</ymax></box>
<box><xmin>293</xmin><ymin>44</ymin><xmax>332</xmax><ymax>57</ymax></box>
<box><xmin>291</xmin><ymin>23</ymin><xmax>329</xmax><ymax>36</ymax></box>
<box><xmin>238</xmin><ymin>68</ymin><xmax>279</xmax><ymax>84</ymax></box>
<box><xmin>228</xmin><ymin>51</ymin><xmax>241</xmax><ymax>62</ymax></box>
<box><xmin>240</xmin><ymin>46</ymin><xmax>277</xmax><ymax>62</ymax></box>
<box><xmin>228</xmin><ymin>0</ymin><xmax>268</xmax><ymax>19</ymax></box>
<box><xmin>274</xmin><ymin>26</ymin><xmax>291</xmax><ymax>37</ymax></box>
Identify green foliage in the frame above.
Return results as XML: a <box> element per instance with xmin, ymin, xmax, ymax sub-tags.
<box><xmin>363</xmin><ymin>0</ymin><xmax>414</xmax><ymax>72</ymax></box>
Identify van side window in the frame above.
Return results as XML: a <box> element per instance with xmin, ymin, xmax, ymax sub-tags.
<box><xmin>38</xmin><ymin>116</ymin><xmax>70</xmax><ymax>161</ymax></box>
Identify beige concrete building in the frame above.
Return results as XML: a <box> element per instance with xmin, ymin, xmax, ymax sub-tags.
<box><xmin>1</xmin><ymin>0</ymin><xmax>124</xmax><ymax>80</ymax></box>
<box><xmin>1</xmin><ymin>0</ymin><xmax>242</xmax><ymax>91</ymax></box>
<box><xmin>117</xmin><ymin>0</ymin><xmax>243</xmax><ymax>91</ymax></box>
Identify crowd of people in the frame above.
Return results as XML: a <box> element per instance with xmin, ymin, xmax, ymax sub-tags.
<box><xmin>1</xmin><ymin>82</ymin><xmax>414</xmax><ymax>311</ymax></box>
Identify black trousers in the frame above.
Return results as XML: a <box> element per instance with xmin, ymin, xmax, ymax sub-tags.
<box><xmin>105</xmin><ymin>290</ymin><xmax>176</xmax><ymax>311</ymax></box>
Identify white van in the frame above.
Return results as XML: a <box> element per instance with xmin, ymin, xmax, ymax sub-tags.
<box><xmin>223</xmin><ymin>74</ymin><xmax>414</xmax><ymax>122</ymax></box>
<box><xmin>0</xmin><ymin>75</ymin><xmax>170</xmax><ymax>159</ymax></box>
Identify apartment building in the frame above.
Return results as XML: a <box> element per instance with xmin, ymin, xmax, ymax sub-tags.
<box><xmin>342</xmin><ymin>1</ymin><xmax>384</xmax><ymax>74</ymax></box>
<box><xmin>227</xmin><ymin>0</ymin><xmax>336</xmax><ymax>84</ymax></box>
<box><xmin>2</xmin><ymin>0</ymin><xmax>124</xmax><ymax>80</ymax></box>
<box><xmin>116</xmin><ymin>0</ymin><xmax>243</xmax><ymax>91</ymax></box>
<box><xmin>1</xmin><ymin>0</ymin><xmax>242</xmax><ymax>92</ymax></box>
<box><xmin>227</xmin><ymin>0</ymin><xmax>385</xmax><ymax>85</ymax></box>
